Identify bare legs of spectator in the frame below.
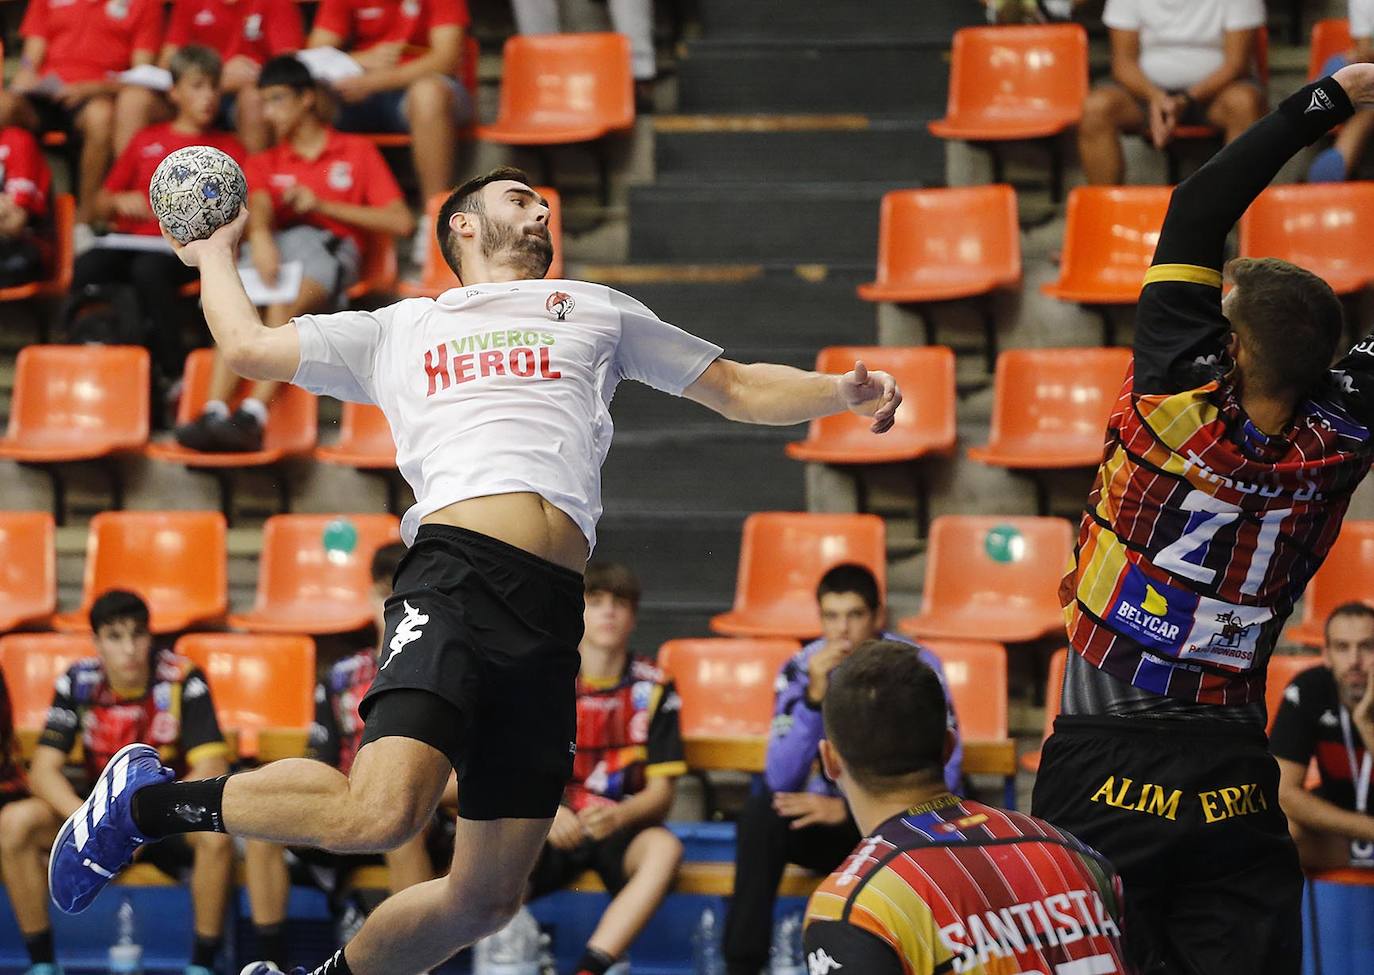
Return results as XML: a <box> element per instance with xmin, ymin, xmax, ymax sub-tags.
<box><xmin>1289</xmin><ymin>819</ymin><xmax>1357</xmax><ymax>873</ymax></box>
<box><xmin>386</xmin><ymin>832</ymin><xmax>440</xmax><ymax>892</ymax></box>
<box><xmin>0</xmin><ymin>797</ymin><xmax>63</xmax><ymax>942</ymax></box>
<box><xmin>187</xmin><ymin>831</ymin><xmax>235</xmax><ymax>947</ymax></box>
<box><xmin>235</xmin><ymin>86</ymin><xmax>272</xmax><ymax>155</ymax></box>
<box><xmin>75</xmin><ymin>95</ymin><xmax>117</xmax><ymax>224</ymax></box>
<box><xmin>405</xmin><ymin>75</ymin><xmax>459</xmax><ymax>203</ymax></box>
<box><xmin>510</xmin><ymin>0</ymin><xmax>656</xmax><ymax>80</ymax></box>
<box><xmin>1205</xmin><ymin>81</ymin><xmax>1265</xmax><ymax>144</ymax></box>
<box><xmin>113</xmin><ymin>84</ymin><xmax>165</xmax><ymax>154</ymax></box>
<box><xmin>1077</xmin><ymin>84</ymin><xmax>1145</xmax><ymax>185</ymax></box>
<box><xmin>584</xmin><ymin>827</ymin><xmax>682</xmax><ymax>961</ymax></box>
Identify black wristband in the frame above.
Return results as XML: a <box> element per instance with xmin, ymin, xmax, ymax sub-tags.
<box><xmin>1280</xmin><ymin>77</ymin><xmax>1356</xmax><ymax>144</ymax></box>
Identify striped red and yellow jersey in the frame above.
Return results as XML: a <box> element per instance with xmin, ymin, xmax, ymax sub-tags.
<box><xmin>803</xmin><ymin>794</ymin><xmax>1126</xmax><ymax>975</ymax></box>
<box><xmin>1063</xmin><ymin>262</ymin><xmax>1374</xmax><ymax>706</ymax></box>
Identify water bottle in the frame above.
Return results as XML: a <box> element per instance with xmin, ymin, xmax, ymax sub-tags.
<box><xmin>769</xmin><ymin>913</ymin><xmax>805</xmax><ymax>975</ymax></box>
<box><xmin>692</xmin><ymin>906</ymin><xmax>725</xmax><ymax>975</ymax></box>
<box><xmin>473</xmin><ymin>906</ymin><xmax>541</xmax><ymax>975</ymax></box>
<box><xmin>107</xmin><ymin>898</ymin><xmax>142</xmax><ymax>975</ymax></box>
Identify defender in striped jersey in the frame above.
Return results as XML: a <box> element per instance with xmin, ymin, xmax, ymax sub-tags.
<box><xmin>1035</xmin><ymin>65</ymin><xmax>1374</xmax><ymax>975</ymax></box>
<box><xmin>803</xmin><ymin>641</ymin><xmax>1126</xmax><ymax>974</ymax></box>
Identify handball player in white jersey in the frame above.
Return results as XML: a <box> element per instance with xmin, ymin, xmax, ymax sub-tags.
<box><xmin>46</xmin><ymin>167</ymin><xmax>902</xmax><ymax>975</ymax></box>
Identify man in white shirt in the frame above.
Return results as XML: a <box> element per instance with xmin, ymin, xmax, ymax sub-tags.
<box><xmin>1307</xmin><ymin>1</ymin><xmax>1374</xmax><ymax>182</ymax></box>
<box><xmin>1078</xmin><ymin>0</ymin><xmax>1267</xmax><ymax>184</ymax></box>
<box><xmin>47</xmin><ymin>166</ymin><xmax>903</xmax><ymax>975</ymax></box>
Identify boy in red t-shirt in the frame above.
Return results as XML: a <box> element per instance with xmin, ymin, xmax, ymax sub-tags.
<box><xmin>161</xmin><ymin>0</ymin><xmax>305</xmax><ymax>151</ymax></box>
<box><xmin>0</xmin><ymin>0</ymin><xmax>165</xmax><ymax>225</ymax></box>
<box><xmin>73</xmin><ymin>45</ymin><xmax>246</xmax><ymax>390</ymax></box>
<box><xmin>0</xmin><ymin>127</ymin><xmax>53</xmax><ymax>287</ymax></box>
<box><xmin>175</xmin><ymin>54</ymin><xmax>412</xmax><ymax>454</ymax></box>
<box><xmin>307</xmin><ymin>0</ymin><xmax>471</xmax><ymax>252</ymax></box>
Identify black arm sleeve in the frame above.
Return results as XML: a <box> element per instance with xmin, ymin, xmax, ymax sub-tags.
<box><xmin>178</xmin><ymin>667</ymin><xmax>230</xmax><ymax>766</ymax></box>
<box><xmin>37</xmin><ymin>668</ymin><xmax>81</xmax><ymax>756</ymax></box>
<box><xmin>803</xmin><ymin>921</ymin><xmax>926</xmax><ymax>975</ymax></box>
<box><xmin>645</xmin><ymin>680</ymin><xmax>686</xmax><ymax>774</ymax></box>
<box><xmin>1268</xmin><ymin>671</ymin><xmax>1320</xmax><ymax>765</ymax></box>
<box><xmin>1134</xmin><ymin>77</ymin><xmax>1356</xmax><ymax>395</ymax></box>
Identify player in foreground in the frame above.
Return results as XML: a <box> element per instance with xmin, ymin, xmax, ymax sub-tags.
<box><xmin>1034</xmin><ymin>64</ymin><xmax>1374</xmax><ymax>975</ymax></box>
<box><xmin>47</xmin><ymin>166</ymin><xmax>902</xmax><ymax>975</ymax></box>
<box><xmin>803</xmin><ymin>640</ymin><xmax>1126</xmax><ymax>974</ymax></box>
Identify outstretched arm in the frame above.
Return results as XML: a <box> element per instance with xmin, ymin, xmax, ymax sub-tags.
<box><xmin>162</xmin><ymin>208</ymin><xmax>301</xmax><ymax>382</ymax></box>
<box><xmin>684</xmin><ymin>358</ymin><xmax>901</xmax><ymax>432</ymax></box>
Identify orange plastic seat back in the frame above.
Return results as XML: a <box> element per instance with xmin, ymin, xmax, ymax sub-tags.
<box><xmin>418</xmin><ymin>186</ymin><xmax>564</xmax><ymax>292</ymax></box>
<box><xmin>1265</xmin><ymin>654</ymin><xmax>1323</xmax><ymax>732</ymax></box>
<box><xmin>175</xmin><ymin>633</ymin><xmax>316</xmax><ymax>756</ymax></box>
<box><xmin>5</xmin><ymin>345</ymin><xmax>150</xmax><ymax>453</ymax></box>
<box><xmin>1239</xmin><ymin>183</ymin><xmax>1374</xmax><ymax>294</ymax></box>
<box><xmin>942</xmin><ymin>24</ymin><xmax>1088</xmax><ymax>128</ymax></box>
<box><xmin>801</xmin><ymin>346</ymin><xmax>955</xmax><ymax>457</ymax></box>
<box><xmin>347</xmin><ymin>231</ymin><xmax>398</xmax><ymax>302</ymax></box>
<box><xmin>174</xmin><ymin>349</ymin><xmax>316</xmax><ymax>455</ymax></box>
<box><xmin>870</xmin><ymin>186</ymin><xmax>1020</xmax><ymax>293</ymax></box>
<box><xmin>923</xmin><ymin>639</ymin><xmax>1008</xmax><ymax>740</ymax></box>
<box><xmin>1296</xmin><ymin>521</ymin><xmax>1374</xmax><ymax>635</ymax></box>
<box><xmin>986</xmin><ymin>348</ymin><xmax>1129</xmax><ymax>451</ymax></box>
<box><xmin>493</xmin><ymin>33</ymin><xmax>635</xmax><ymax>136</ymax></box>
<box><xmin>722</xmin><ymin>513</ymin><xmax>887</xmax><ymax>636</ymax></box>
<box><xmin>0</xmin><ymin>512</ymin><xmax>55</xmax><ymax>630</ymax></box>
<box><xmin>658</xmin><ymin>638</ymin><xmax>799</xmax><ymax>739</ymax></box>
<box><xmin>335</xmin><ymin>402</ymin><xmax>397</xmax><ymax>464</ymax></box>
<box><xmin>46</xmin><ymin>193</ymin><xmax>76</xmax><ymax>295</ymax></box>
<box><xmin>1309</xmin><ymin>19</ymin><xmax>1351</xmax><ymax>81</ymax></box>
<box><xmin>1043</xmin><ymin>648</ymin><xmax>1067</xmax><ymax>743</ymax></box>
<box><xmin>1053</xmin><ymin>186</ymin><xmax>1172</xmax><ymax>300</ymax></box>
<box><xmin>923</xmin><ymin>515</ymin><xmax>1074</xmax><ymax>618</ymax></box>
<box><xmin>247</xmin><ymin>513</ymin><xmax>402</xmax><ymax>620</ymax></box>
<box><xmin>74</xmin><ymin>511</ymin><xmax>227</xmax><ymax>633</ymax></box>
<box><xmin>0</xmin><ymin>633</ymin><xmax>96</xmax><ymax>730</ymax></box>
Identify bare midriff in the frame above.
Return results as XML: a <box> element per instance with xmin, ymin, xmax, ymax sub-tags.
<box><xmin>421</xmin><ymin>492</ymin><xmax>589</xmax><ymax>574</ymax></box>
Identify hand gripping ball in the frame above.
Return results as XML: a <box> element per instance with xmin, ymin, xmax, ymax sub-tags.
<box><xmin>148</xmin><ymin>145</ymin><xmax>247</xmax><ymax>245</ymax></box>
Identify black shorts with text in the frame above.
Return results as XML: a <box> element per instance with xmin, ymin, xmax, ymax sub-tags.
<box><xmin>359</xmin><ymin>524</ymin><xmax>584</xmax><ymax>821</ymax></box>
<box><xmin>1031</xmin><ymin>715</ymin><xmax>1303</xmax><ymax>975</ymax></box>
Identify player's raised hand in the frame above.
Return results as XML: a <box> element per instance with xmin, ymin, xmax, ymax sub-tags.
<box><xmin>1334</xmin><ymin>63</ymin><xmax>1374</xmax><ymax>110</ymax></box>
<box><xmin>161</xmin><ymin>207</ymin><xmax>249</xmax><ymax>267</ymax></box>
<box><xmin>839</xmin><ymin>360</ymin><xmax>902</xmax><ymax>434</ymax></box>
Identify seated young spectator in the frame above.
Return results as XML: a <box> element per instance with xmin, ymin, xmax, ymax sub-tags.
<box><xmin>243</xmin><ymin>543</ymin><xmax>447</xmax><ymax>969</ymax></box>
<box><xmin>510</xmin><ymin>0</ymin><xmax>656</xmax><ymax>107</ymax></box>
<box><xmin>1271</xmin><ymin>603</ymin><xmax>1374</xmax><ymax>871</ymax></box>
<box><xmin>307</xmin><ymin>0</ymin><xmax>470</xmax><ymax>251</ymax></box>
<box><xmin>161</xmin><ymin>0</ymin><xmax>306</xmax><ymax>152</ymax></box>
<box><xmin>1078</xmin><ymin>0</ymin><xmax>1266</xmax><ymax>184</ymax></box>
<box><xmin>0</xmin><ymin>126</ymin><xmax>53</xmax><ymax>288</ymax></box>
<box><xmin>70</xmin><ymin>45</ymin><xmax>245</xmax><ymax>395</ymax></box>
<box><xmin>173</xmin><ymin>54</ymin><xmax>412</xmax><ymax>454</ymax></box>
<box><xmin>523</xmin><ymin>562</ymin><xmax>683</xmax><ymax>975</ymax></box>
<box><xmin>723</xmin><ymin>563</ymin><xmax>963</xmax><ymax>975</ymax></box>
<box><xmin>0</xmin><ymin>590</ymin><xmax>233</xmax><ymax>975</ymax></box>
<box><xmin>1308</xmin><ymin>1</ymin><xmax>1374</xmax><ymax>181</ymax></box>
<box><xmin>0</xmin><ymin>0</ymin><xmax>165</xmax><ymax>226</ymax></box>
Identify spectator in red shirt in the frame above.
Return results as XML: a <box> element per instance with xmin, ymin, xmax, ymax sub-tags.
<box><xmin>72</xmin><ymin>45</ymin><xmax>246</xmax><ymax>391</ymax></box>
<box><xmin>174</xmin><ymin>54</ymin><xmax>412</xmax><ymax>454</ymax></box>
<box><xmin>0</xmin><ymin>127</ymin><xmax>53</xmax><ymax>288</ymax></box>
<box><xmin>306</xmin><ymin>0</ymin><xmax>471</xmax><ymax>250</ymax></box>
<box><xmin>161</xmin><ymin>0</ymin><xmax>305</xmax><ymax>152</ymax></box>
<box><xmin>0</xmin><ymin>0</ymin><xmax>166</xmax><ymax>225</ymax></box>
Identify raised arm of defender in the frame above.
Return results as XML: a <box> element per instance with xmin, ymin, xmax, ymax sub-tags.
<box><xmin>685</xmin><ymin>358</ymin><xmax>901</xmax><ymax>434</ymax></box>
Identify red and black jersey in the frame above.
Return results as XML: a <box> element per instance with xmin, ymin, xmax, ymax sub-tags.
<box><xmin>565</xmin><ymin>657</ymin><xmax>685</xmax><ymax>812</ymax></box>
<box><xmin>1270</xmin><ymin>666</ymin><xmax>1367</xmax><ymax>811</ymax></box>
<box><xmin>0</xmin><ymin>669</ymin><xmax>28</xmax><ymax>803</ymax></box>
<box><xmin>40</xmin><ymin>649</ymin><xmax>230</xmax><ymax>786</ymax></box>
<box><xmin>307</xmin><ymin>648</ymin><xmax>377</xmax><ymax>776</ymax></box>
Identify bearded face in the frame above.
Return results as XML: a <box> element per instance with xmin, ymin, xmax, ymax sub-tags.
<box><xmin>480</xmin><ymin>210</ymin><xmax>554</xmax><ymax>280</ymax></box>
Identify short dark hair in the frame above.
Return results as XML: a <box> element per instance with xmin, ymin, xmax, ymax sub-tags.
<box><xmin>258</xmin><ymin>54</ymin><xmax>315</xmax><ymax>93</ymax></box>
<box><xmin>584</xmin><ymin>562</ymin><xmax>641</xmax><ymax>610</ymax></box>
<box><xmin>435</xmin><ymin>166</ymin><xmax>534</xmax><ymax>282</ymax></box>
<box><xmin>89</xmin><ymin>589</ymin><xmax>150</xmax><ymax>634</ymax></box>
<box><xmin>823</xmin><ymin>640</ymin><xmax>947</xmax><ymax>792</ymax></box>
<box><xmin>1225</xmin><ymin>257</ymin><xmax>1343</xmax><ymax>398</ymax></box>
<box><xmin>816</xmin><ymin>563</ymin><xmax>881</xmax><ymax>612</ymax></box>
<box><xmin>169</xmin><ymin>45</ymin><xmax>222</xmax><ymax>85</ymax></box>
<box><xmin>370</xmin><ymin>542</ymin><xmax>407</xmax><ymax>586</ymax></box>
<box><xmin>1326</xmin><ymin>601</ymin><xmax>1374</xmax><ymax>641</ymax></box>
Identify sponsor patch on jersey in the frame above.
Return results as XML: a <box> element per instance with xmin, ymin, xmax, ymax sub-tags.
<box><xmin>1105</xmin><ymin>564</ymin><xmax>1197</xmax><ymax>653</ymax></box>
<box><xmin>1177</xmin><ymin>597</ymin><xmax>1270</xmax><ymax>671</ymax></box>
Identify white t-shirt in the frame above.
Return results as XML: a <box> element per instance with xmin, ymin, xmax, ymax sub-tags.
<box><xmin>1354</xmin><ymin>0</ymin><xmax>1374</xmax><ymax>42</ymax></box>
<box><xmin>1103</xmin><ymin>0</ymin><xmax>1266</xmax><ymax>92</ymax></box>
<box><xmin>291</xmin><ymin>279</ymin><xmax>724</xmax><ymax>550</ymax></box>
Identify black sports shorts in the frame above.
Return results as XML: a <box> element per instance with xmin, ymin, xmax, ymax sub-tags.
<box><xmin>528</xmin><ymin>823</ymin><xmax>647</xmax><ymax>897</ymax></box>
<box><xmin>1031</xmin><ymin>715</ymin><xmax>1303</xmax><ymax>975</ymax></box>
<box><xmin>358</xmin><ymin>524</ymin><xmax>583</xmax><ymax>821</ymax></box>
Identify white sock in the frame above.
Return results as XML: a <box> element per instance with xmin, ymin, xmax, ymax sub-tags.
<box><xmin>238</xmin><ymin>398</ymin><xmax>269</xmax><ymax>426</ymax></box>
<box><xmin>203</xmin><ymin>400</ymin><xmax>229</xmax><ymax>419</ymax></box>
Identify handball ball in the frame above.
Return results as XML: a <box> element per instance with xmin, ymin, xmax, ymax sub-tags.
<box><xmin>148</xmin><ymin>146</ymin><xmax>247</xmax><ymax>245</ymax></box>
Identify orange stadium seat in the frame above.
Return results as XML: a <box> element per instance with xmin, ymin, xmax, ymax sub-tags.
<box><xmin>1022</xmin><ymin>647</ymin><xmax>1067</xmax><ymax>773</ymax></box>
<box><xmin>710</xmin><ymin>513</ymin><xmax>887</xmax><ymax>640</ymax></box>
<box><xmin>52</xmin><ymin>510</ymin><xmax>227</xmax><ymax>635</ymax></box>
<box><xmin>1266</xmin><ymin>652</ymin><xmax>1323</xmax><ymax>733</ymax></box>
<box><xmin>347</xmin><ymin>230</ymin><xmax>399</xmax><ymax>302</ymax></box>
<box><xmin>924</xmin><ymin>639</ymin><xmax>1017</xmax><ymax>806</ymax></box>
<box><xmin>0</xmin><ymin>193</ymin><xmax>75</xmax><ymax>304</ymax></box>
<box><xmin>314</xmin><ymin>402</ymin><xmax>396</xmax><ymax>469</ymax></box>
<box><xmin>478</xmin><ymin>33</ymin><xmax>634</xmax><ymax>146</ymax></box>
<box><xmin>175</xmin><ymin>633</ymin><xmax>315</xmax><ymax>758</ymax></box>
<box><xmin>1043</xmin><ymin>185</ymin><xmax>1171</xmax><ymax>305</ymax></box>
<box><xmin>968</xmin><ymin>347</ymin><xmax>1128</xmax><ymax>470</ymax></box>
<box><xmin>1288</xmin><ymin>520</ymin><xmax>1374</xmax><ymax>646</ymax></box>
<box><xmin>1239</xmin><ymin>183</ymin><xmax>1374</xmax><ymax>295</ymax></box>
<box><xmin>0</xmin><ymin>512</ymin><xmax>56</xmax><ymax>632</ymax></box>
<box><xmin>229</xmin><ymin>513</ymin><xmax>401</xmax><ymax>634</ymax></box>
<box><xmin>400</xmin><ymin>186</ymin><xmax>565</xmax><ymax>299</ymax></box>
<box><xmin>0</xmin><ymin>633</ymin><xmax>96</xmax><ymax>731</ymax></box>
<box><xmin>657</xmin><ymin>637</ymin><xmax>800</xmax><ymax>772</ymax></box>
<box><xmin>899</xmin><ymin>515</ymin><xmax>1073</xmax><ymax>643</ymax></box>
<box><xmin>1310</xmin><ymin>19</ymin><xmax>1352</xmax><ymax>81</ymax></box>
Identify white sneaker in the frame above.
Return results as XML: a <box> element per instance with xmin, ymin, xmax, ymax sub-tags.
<box><xmin>73</xmin><ymin>223</ymin><xmax>96</xmax><ymax>256</ymax></box>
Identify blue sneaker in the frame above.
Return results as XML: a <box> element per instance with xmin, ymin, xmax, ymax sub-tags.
<box><xmin>47</xmin><ymin>742</ymin><xmax>174</xmax><ymax>913</ymax></box>
<box><xmin>23</xmin><ymin>965</ymin><xmax>64</xmax><ymax>975</ymax></box>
